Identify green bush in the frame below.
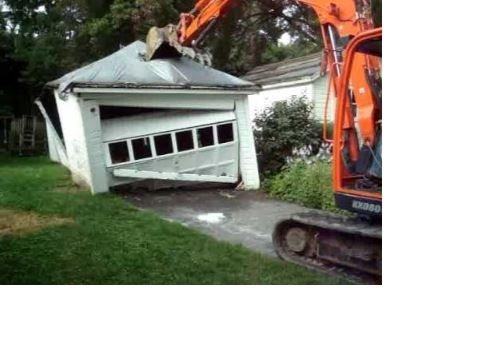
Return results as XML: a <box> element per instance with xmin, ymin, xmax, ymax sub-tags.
<box><xmin>264</xmin><ymin>160</ymin><xmax>342</xmax><ymax>213</ymax></box>
<box><xmin>254</xmin><ymin>96</ymin><xmax>322</xmax><ymax>177</ymax></box>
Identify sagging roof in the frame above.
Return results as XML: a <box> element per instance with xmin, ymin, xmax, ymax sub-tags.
<box><xmin>48</xmin><ymin>41</ymin><xmax>258</xmax><ymax>95</ymax></box>
<box><xmin>242</xmin><ymin>52</ymin><xmax>325</xmax><ymax>86</ymax></box>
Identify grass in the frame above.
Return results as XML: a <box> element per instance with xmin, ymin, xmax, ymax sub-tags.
<box><xmin>0</xmin><ymin>154</ymin><xmax>349</xmax><ymax>284</ymax></box>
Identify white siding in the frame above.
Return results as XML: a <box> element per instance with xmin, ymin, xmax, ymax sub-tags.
<box><xmin>234</xmin><ymin>96</ymin><xmax>260</xmax><ymax>190</ymax></box>
<box><xmin>247</xmin><ymin>82</ymin><xmax>313</xmax><ymax>120</ymax></box>
<box><xmin>54</xmin><ymin>92</ymin><xmax>109</xmax><ymax>193</ymax></box>
<box><xmin>79</xmin><ymin>101</ymin><xmax>109</xmax><ymax>193</ymax></box>
<box><xmin>246</xmin><ymin>76</ymin><xmax>336</xmax><ymax>124</ymax></box>
<box><xmin>312</xmin><ymin>76</ymin><xmax>336</xmax><ymax>123</ymax></box>
<box><xmin>54</xmin><ymin>91</ymin><xmax>93</xmax><ymax>188</ymax></box>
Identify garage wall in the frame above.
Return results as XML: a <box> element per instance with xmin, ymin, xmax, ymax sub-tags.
<box><xmin>54</xmin><ymin>91</ymin><xmax>109</xmax><ymax>193</ymax></box>
<box><xmin>79</xmin><ymin>102</ymin><xmax>109</xmax><ymax>193</ymax></box>
<box><xmin>54</xmin><ymin>91</ymin><xmax>92</xmax><ymax>187</ymax></box>
<box><xmin>235</xmin><ymin>96</ymin><xmax>260</xmax><ymax>190</ymax></box>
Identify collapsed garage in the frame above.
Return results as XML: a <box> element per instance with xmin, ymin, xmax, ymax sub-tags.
<box><xmin>36</xmin><ymin>41</ymin><xmax>260</xmax><ymax>194</ymax></box>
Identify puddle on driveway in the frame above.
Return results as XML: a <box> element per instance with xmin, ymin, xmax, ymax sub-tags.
<box><xmin>197</xmin><ymin>213</ymin><xmax>226</xmax><ymax>224</ymax></box>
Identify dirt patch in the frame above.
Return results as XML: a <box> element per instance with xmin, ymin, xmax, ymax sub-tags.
<box><xmin>0</xmin><ymin>209</ymin><xmax>74</xmax><ymax>237</ymax></box>
<box><xmin>51</xmin><ymin>184</ymin><xmax>84</xmax><ymax>194</ymax></box>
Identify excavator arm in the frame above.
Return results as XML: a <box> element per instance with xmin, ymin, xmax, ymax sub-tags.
<box><xmin>148</xmin><ymin>0</ymin><xmax>373</xmax><ymax>71</ymax></box>
<box><xmin>146</xmin><ymin>0</ymin><xmax>378</xmax><ymax>142</ymax></box>
<box><xmin>175</xmin><ymin>0</ymin><xmax>374</xmax><ymax>43</ymax></box>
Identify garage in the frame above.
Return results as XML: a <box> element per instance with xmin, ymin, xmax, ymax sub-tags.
<box><xmin>37</xmin><ymin>40</ymin><xmax>260</xmax><ymax>193</ymax></box>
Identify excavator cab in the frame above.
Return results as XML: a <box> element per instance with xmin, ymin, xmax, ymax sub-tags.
<box><xmin>332</xmin><ymin>28</ymin><xmax>382</xmax><ymax>217</ymax></box>
<box><xmin>272</xmin><ymin>29</ymin><xmax>383</xmax><ymax>278</ymax></box>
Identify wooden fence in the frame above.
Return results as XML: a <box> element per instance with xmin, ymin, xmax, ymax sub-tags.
<box><xmin>0</xmin><ymin>116</ymin><xmax>47</xmax><ymax>155</ymax></box>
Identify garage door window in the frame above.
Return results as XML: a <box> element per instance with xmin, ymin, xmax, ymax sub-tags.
<box><xmin>106</xmin><ymin>121</ymin><xmax>237</xmax><ymax>167</ymax></box>
<box><xmin>217</xmin><ymin>123</ymin><xmax>234</xmax><ymax>144</ymax></box>
<box><xmin>176</xmin><ymin>130</ymin><xmax>194</xmax><ymax>152</ymax></box>
<box><xmin>197</xmin><ymin>126</ymin><xmax>214</xmax><ymax>148</ymax></box>
<box><xmin>132</xmin><ymin>137</ymin><xmax>152</xmax><ymax>160</ymax></box>
<box><xmin>109</xmin><ymin>141</ymin><xmax>130</xmax><ymax>164</ymax></box>
<box><xmin>154</xmin><ymin>134</ymin><xmax>173</xmax><ymax>156</ymax></box>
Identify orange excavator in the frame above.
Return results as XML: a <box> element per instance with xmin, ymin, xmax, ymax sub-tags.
<box><xmin>146</xmin><ymin>0</ymin><xmax>382</xmax><ymax>277</ymax></box>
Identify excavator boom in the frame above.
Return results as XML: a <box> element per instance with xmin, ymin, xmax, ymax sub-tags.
<box><xmin>147</xmin><ymin>0</ymin><xmax>373</xmax><ymax>66</ymax></box>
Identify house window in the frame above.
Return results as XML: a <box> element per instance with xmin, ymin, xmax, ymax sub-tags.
<box><xmin>176</xmin><ymin>130</ymin><xmax>194</xmax><ymax>152</ymax></box>
<box><xmin>217</xmin><ymin>123</ymin><xmax>234</xmax><ymax>144</ymax></box>
<box><xmin>108</xmin><ymin>141</ymin><xmax>130</xmax><ymax>164</ymax></box>
<box><xmin>154</xmin><ymin>134</ymin><xmax>173</xmax><ymax>156</ymax></box>
<box><xmin>131</xmin><ymin>137</ymin><xmax>152</xmax><ymax>160</ymax></box>
<box><xmin>197</xmin><ymin>126</ymin><xmax>214</xmax><ymax>148</ymax></box>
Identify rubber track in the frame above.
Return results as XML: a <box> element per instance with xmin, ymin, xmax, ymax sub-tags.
<box><xmin>272</xmin><ymin>210</ymin><xmax>382</xmax><ymax>283</ymax></box>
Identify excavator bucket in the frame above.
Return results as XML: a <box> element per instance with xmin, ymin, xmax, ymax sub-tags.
<box><xmin>145</xmin><ymin>25</ymin><xmax>212</xmax><ymax>66</ymax></box>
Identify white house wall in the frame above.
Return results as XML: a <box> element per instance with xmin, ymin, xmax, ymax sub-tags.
<box><xmin>247</xmin><ymin>76</ymin><xmax>336</xmax><ymax>123</ymax></box>
<box><xmin>312</xmin><ymin>76</ymin><xmax>336</xmax><ymax>123</ymax></box>
<box><xmin>248</xmin><ymin>82</ymin><xmax>313</xmax><ymax>120</ymax></box>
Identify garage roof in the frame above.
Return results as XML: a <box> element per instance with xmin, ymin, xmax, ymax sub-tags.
<box><xmin>242</xmin><ymin>52</ymin><xmax>325</xmax><ymax>86</ymax></box>
<box><xmin>48</xmin><ymin>41</ymin><xmax>258</xmax><ymax>95</ymax></box>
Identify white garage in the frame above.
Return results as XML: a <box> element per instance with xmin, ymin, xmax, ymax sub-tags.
<box><xmin>36</xmin><ymin>41</ymin><xmax>260</xmax><ymax>194</ymax></box>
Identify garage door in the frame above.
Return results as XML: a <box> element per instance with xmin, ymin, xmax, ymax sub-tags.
<box><xmin>102</xmin><ymin>110</ymin><xmax>239</xmax><ymax>184</ymax></box>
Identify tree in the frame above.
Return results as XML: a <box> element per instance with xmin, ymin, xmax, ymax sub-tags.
<box><xmin>0</xmin><ymin>0</ymin><xmax>382</xmax><ymax>115</ymax></box>
<box><xmin>205</xmin><ymin>0</ymin><xmax>322</xmax><ymax>75</ymax></box>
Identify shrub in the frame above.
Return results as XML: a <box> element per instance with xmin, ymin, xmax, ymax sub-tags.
<box><xmin>264</xmin><ymin>160</ymin><xmax>343</xmax><ymax>213</ymax></box>
<box><xmin>253</xmin><ymin>96</ymin><xmax>322</xmax><ymax>177</ymax></box>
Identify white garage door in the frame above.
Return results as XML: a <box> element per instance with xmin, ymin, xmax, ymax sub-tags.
<box><xmin>102</xmin><ymin>110</ymin><xmax>239</xmax><ymax>183</ymax></box>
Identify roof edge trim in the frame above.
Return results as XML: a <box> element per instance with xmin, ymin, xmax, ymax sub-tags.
<box><xmin>71</xmin><ymin>87</ymin><xmax>258</xmax><ymax>96</ymax></box>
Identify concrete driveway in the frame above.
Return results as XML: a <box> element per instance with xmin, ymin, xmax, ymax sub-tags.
<box><xmin>121</xmin><ymin>187</ymin><xmax>311</xmax><ymax>257</ymax></box>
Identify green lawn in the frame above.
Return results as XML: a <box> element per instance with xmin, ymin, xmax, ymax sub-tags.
<box><xmin>0</xmin><ymin>154</ymin><xmax>348</xmax><ymax>284</ymax></box>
